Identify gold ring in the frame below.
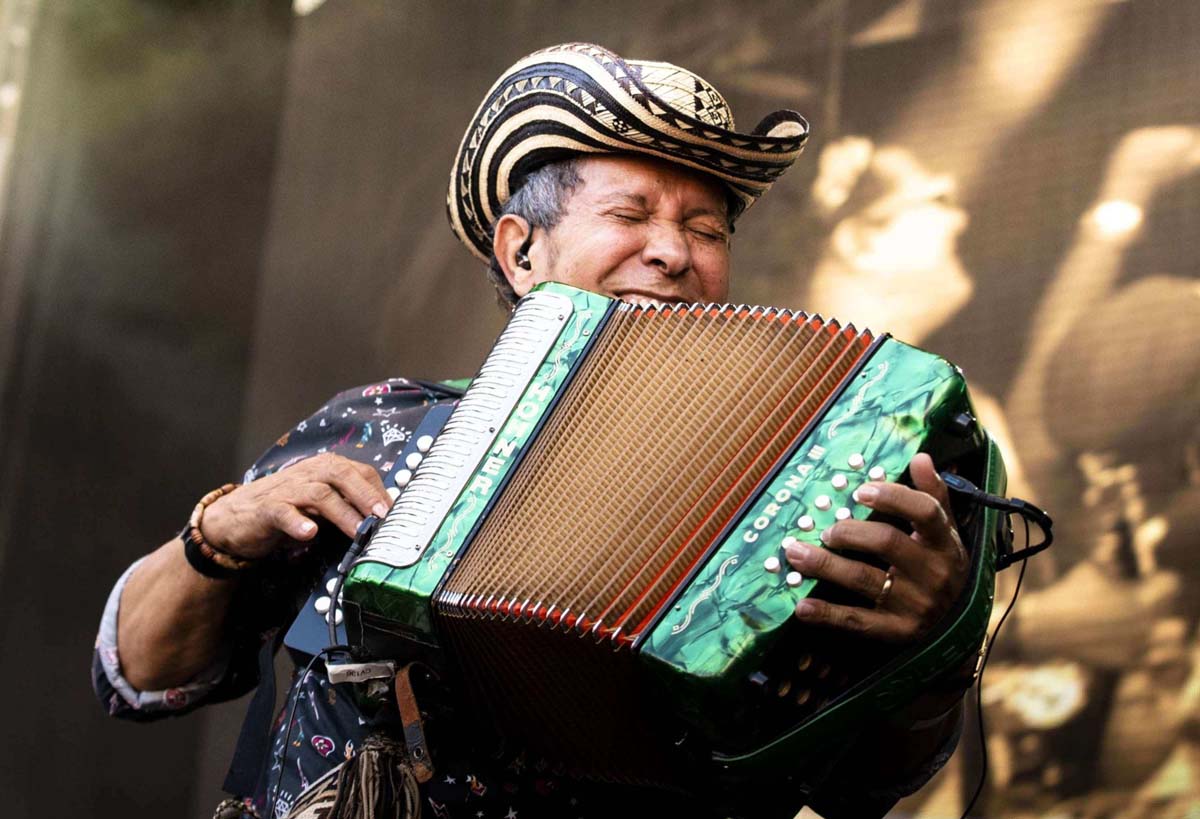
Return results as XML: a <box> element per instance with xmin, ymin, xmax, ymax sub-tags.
<box><xmin>874</xmin><ymin>567</ymin><xmax>895</xmax><ymax>607</ymax></box>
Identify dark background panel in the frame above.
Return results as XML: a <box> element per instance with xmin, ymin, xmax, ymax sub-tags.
<box><xmin>0</xmin><ymin>2</ymin><xmax>292</xmax><ymax>816</ymax></box>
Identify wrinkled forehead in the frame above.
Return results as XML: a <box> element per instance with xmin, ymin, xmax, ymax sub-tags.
<box><xmin>570</xmin><ymin>154</ymin><xmax>734</xmax><ymax>219</ymax></box>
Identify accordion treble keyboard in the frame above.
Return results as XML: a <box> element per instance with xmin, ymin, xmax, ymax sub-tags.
<box><xmin>365</xmin><ymin>295</ymin><xmax>572</xmax><ymax>569</ymax></box>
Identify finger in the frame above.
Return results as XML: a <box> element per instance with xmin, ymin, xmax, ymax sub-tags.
<box><xmin>908</xmin><ymin>453</ymin><xmax>952</xmax><ymax>518</ymax></box>
<box><xmin>308</xmin><ymin>454</ymin><xmax>392</xmax><ymax>519</ymax></box>
<box><xmin>851</xmin><ymin>479</ymin><xmax>954</xmax><ymax>550</ymax></box>
<box><xmin>296</xmin><ymin>482</ymin><xmax>367</xmax><ymax>539</ymax></box>
<box><xmin>266</xmin><ymin>501</ymin><xmax>320</xmax><ymax>542</ymax></box>
<box><xmin>345</xmin><ymin>456</ymin><xmax>391</xmax><ymax>495</ymax></box>
<box><xmin>818</xmin><ymin>518</ymin><xmax>925</xmax><ymax>578</ymax></box>
<box><xmin>793</xmin><ymin>598</ymin><xmax>916</xmax><ymax>643</ymax></box>
<box><xmin>784</xmin><ymin>540</ymin><xmax>890</xmax><ymax>603</ymax></box>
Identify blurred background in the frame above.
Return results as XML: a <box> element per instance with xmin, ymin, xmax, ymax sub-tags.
<box><xmin>0</xmin><ymin>0</ymin><xmax>1197</xmax><ymax>816</ymax></box>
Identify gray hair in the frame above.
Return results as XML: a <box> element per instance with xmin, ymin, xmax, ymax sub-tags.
<box><xmin>485</xmin><ymin>158</ymin><xmax>583</xmax><ymax>307</ymax></box>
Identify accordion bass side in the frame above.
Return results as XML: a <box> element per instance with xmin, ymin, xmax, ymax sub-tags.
<box><xmin>344</xmin><ymin>282</ymin><xmax>1004</xmax><ymax>787</ymax></box>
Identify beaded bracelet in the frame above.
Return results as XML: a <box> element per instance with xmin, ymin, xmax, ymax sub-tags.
<box><xmin>180</xmin><ymin>483</ymin><xmax>258</xmax><ymax>580</ymax></box>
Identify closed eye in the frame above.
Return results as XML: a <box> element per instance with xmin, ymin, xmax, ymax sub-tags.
<box><xmin>688</xmin><ymin>225</ymin><xmax>729</xmax><ymax>243</ymax></box>
<box><xmin>609</xmin><ymin>210</ymin><xmax>647</xmax><ymax>223</ymax></box>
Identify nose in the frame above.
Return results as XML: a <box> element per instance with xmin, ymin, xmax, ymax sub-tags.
<box><xmin>641</xmin><ymin>220</ymin><xmax>691</xmax><ymax>277</ymax></box>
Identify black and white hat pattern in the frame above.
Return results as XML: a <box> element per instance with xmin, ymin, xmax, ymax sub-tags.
<box><xmin>448</xmin><ymin>42</ymin><xmax>810</xmax><ymax>262</ymax></box>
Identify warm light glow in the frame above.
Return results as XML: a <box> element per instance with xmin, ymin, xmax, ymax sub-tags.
<box><xmin>1089</xmin><ymin>199</ymin><xmax>1144</xmax><ymax>238</ymax></box>
<box><xmin>293</xmin><ymin>0</ymin><xmax>328</xmax><ymax>16</ymax></box>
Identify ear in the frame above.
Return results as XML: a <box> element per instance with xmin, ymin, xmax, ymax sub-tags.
<box><xmin>493</xmin><ymin>214</ymin><xmax>536</xmax><ymax>298</ymax></box>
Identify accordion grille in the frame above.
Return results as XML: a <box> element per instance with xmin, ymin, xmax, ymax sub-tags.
<box><xmin>438</xmin><ymin>305</ymin><xmax>871</xmax><ymax>637</ymax></box>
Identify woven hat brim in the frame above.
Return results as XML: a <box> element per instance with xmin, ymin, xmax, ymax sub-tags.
<box><xmin>448</xmin><ymin>44</ymin><xmax>809</xmax><ymax>263</ymax></box>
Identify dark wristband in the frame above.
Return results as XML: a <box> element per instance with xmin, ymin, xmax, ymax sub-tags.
<box><xmin>181</xmin><ymin>526</ymin><xmax>240</xmax><ymax>580</ymax></box>
<box><xmin>180</xmin><ymin>483</ymin><xmax>257</xmax><ymax>580</ymax></box>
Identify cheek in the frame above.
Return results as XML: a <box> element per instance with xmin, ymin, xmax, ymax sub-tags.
<box><xmin>695</xmin><ymin>250</ymin><xmax>731</xmax><ymax>301</ymax></box>
<box><xmin>562</xmin><ymin>230</ymin><xmax>641</xmax><ymax>282</ymax></box>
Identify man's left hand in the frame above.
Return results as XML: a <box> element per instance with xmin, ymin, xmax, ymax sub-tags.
<box><xmin>784</xmin><ymin>453</ymin><xmax>968</xmax><ymax>643</ymax></box>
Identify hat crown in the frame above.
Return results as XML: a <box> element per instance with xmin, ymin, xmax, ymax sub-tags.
<box><xmin>624</xmin><ymin>58</ymin><xmax>735</xmax><ymax>131</ymax></box>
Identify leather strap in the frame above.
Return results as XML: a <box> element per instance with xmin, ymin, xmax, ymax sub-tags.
<box><xmin>393</xmin><ymin>664</ymin><xmax>435</xmax><ymax>783</ymax></box>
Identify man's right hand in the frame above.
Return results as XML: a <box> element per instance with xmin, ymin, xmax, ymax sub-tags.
<box><xmin>201</xmin><ymin>453</ymin><xmax>394</xmax><ymax>560</ymax></box>
<box><xmin>113</xmin><ymin>453</ymin><xmax>393</xmax><ymax>691</ymax></box>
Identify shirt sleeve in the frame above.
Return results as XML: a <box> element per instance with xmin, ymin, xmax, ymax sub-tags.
<box><xmin>91</xmin><ymin>557</ymin><xmax>241</xmax><ymax>719</ymax></box>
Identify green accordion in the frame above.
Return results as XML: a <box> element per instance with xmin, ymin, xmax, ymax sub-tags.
<box><xmin>343</xmin><ymin>282</ymin><xmax>1003</xmax><ymax>788</ymax></box>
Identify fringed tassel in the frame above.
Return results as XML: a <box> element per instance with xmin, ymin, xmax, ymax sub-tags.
<box><xmin>212</xmin><ymin>797</ymin><xmax>254</xmax><ymax>819</ymax></box>
<box><xmin>327</xmin><ymin>734</ymin><xmax>420</xmax><ymax>819</ymax></box>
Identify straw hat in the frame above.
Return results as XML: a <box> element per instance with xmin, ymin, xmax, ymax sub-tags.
<box><xmin>448</xmin><ymin>42</ymin><xmax>809</xmax><ymax>262</ymax></box>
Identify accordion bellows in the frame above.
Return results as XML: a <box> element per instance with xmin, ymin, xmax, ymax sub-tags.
<box><xmin>344</xmin><ymin>283</ymin><xmax>1003</xmax><ymax>788</ymax></box>
<box><xmin>445</xmin><ymin>300</ymin><xmax>871</xmax><ymax>639</ymax></box>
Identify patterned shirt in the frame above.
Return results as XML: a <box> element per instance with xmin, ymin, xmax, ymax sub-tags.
<box><xmin>93</xmin><ymin>377</ymin><xmax>955</xmax><ymax>819</ymax></box>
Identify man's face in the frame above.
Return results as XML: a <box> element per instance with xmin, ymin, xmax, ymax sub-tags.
<box><xmin>516</xmin><ymin>154</ymin><xmax>732</xmax><ymax>305</ymax></box>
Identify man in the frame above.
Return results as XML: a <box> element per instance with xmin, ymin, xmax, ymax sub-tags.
<box><xmin>94</xmin><ymin>43</ymin><xmax>974</xmax><ymax>818</ymax></box>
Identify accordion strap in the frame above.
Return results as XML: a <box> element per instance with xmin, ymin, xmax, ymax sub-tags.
<box><xmin>394</xmin><ymin>664</ymin><xmax>435</xmax><ymax>783</ymax></box>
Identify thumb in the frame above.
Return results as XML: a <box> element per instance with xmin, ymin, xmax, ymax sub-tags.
<box><xmin>910</xmin><ymin>452</ymin><xmax>952</xmax><ymax>517</ymax></box>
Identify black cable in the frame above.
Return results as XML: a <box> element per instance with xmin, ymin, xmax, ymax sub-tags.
<box><xmin>266</xmin><ymin>649</ymin><xmax>326</xmax><ymax>819</ymax></box>
<box><xmin>959</xmin><ymin>515</ymin><xmax>1029</xmax><ymax>819</ymax></box>
<box><xmin>940</xmin><ymin>471</ymin><xmax>1053</xmax><ymax>567</ymax></box>
<box><xmin>265</xmin><ymin>519</ymin><xmax>379</xmax><ymax>815</ymax></box>
<box><xmin>264</xmin><ymin>643</ymin><xmax>355</xmax><ymax>819</ymax></box>
<box><xmin>327</xmin><ymin>515</ymin><xmax>378</xmax><ymax>651</ymax></box>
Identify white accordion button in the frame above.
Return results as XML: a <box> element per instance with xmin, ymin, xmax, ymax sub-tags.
<box><xmin>404</xmin><ymin>452</ymin><xmax>423</xmax><ymax>470</ymax></box>
<box><xmin>416</xmin><ymin>434</ymin><xmax>434</xmax><ymax>453</ymax></box>
<box><xmin>764</xmin><ymin>556</ymin><xmax>782</xmax><ymax>573</ymax></box>
<box><xmin>835</xmin><ymin>507</ymin><xmax>852</xmax><ymax>521</ymax></box>
<box><xmin>831</xmin><ymin>474</ymin><xmax>849</xmax><ymax>491</ymax></box>
<box><xmin>797</xmin><ymin>515</ymin><xmax>815</xmax><ymax>532</ymax></box>
<box><xmin>386</xmin><ymin>486</ymin><xmax>401</xmax><ymax>501</ymax></box>
<box><xmin>394</xmin><ymin>468</ymin><xmax>413</xmax><ymax>487</ymax></box>
<box><xmin>786</xmin><ymin>571</ymin><xmax>803</xmax><ymax>587</ymax></box>
<box><xmin>326</xmin><ymin>609</ymin><xmax>344</xmax><ymax>626</ymax></box>
<box><xmin>814</xmin><ymin>495</ymin><xmax>832</xmax><ymax>511</ymax></box>
<box><xmin>326</xmin><ymin>577</ymin><xmax>338</xmax><ymax>594</ymax></box>
<box><xmin>868</xmin><ymin>465</ymin><xmax>886</xmax><ymax>481</ymax></box>
<box><xmin>781</xmin><ymin>536</ymin><xmax>797</xmax><ymax>549</ymax></box>
<box><xmin>314</xmin><ymin>595</ymin><xmax>332</xmax><ymax>615</ymax></box>
<box><xmin>848</xmin><ymin>453</ymin><xmax>865</xmax><ymax>469</ymax></box>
